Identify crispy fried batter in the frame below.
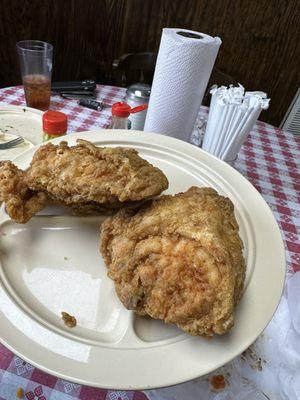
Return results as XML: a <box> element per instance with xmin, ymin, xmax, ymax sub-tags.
<box><xmin>26</xmin><ymin>140</ymin><xmax>168</xmax><ymax>206</ymax></box>
<box><xmin>0</xmin><ymin>140</ymin><xmax>168</xmax><ymax>222</ymax></box>
<box><xmin>0</xmin><ymin>161</ymin><xmax>47</xmax><ymax>223</ymax></box>
<box><xmin>100</xmin><ymin>186</ymin><xmax>246</xmax><ymax>337</ymax></box>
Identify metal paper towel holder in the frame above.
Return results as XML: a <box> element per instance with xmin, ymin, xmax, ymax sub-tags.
<box><xmin>177</xmin><ymin>31</ymin><xmax>203</xmax><ymax>40</ymax></box>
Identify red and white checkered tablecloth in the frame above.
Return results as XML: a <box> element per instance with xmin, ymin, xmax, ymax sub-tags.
<box><xmin>0</xmin><ymin>85</ymin><xmax>299</xmax><ymax>400</ymax></box>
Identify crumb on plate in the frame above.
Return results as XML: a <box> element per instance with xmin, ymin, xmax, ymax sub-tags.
<box><xmin>61</xmin><ymin>311</ymin><xmax>77</xmax><ymax>328</ymax></box>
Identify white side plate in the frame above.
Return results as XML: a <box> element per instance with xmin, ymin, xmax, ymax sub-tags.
<box><xmin>0</xmin><ymin>105</ymin><xmax>43</xmax><ymax>144</ymax></box>
<box><xmin>0</xmin><ymin>130</ymin><xmax>285</xmax><ymax>389</ymax></box>
<box><xmin>0</xmin><ymin>106</ymin><xmax>43</xmax><ymax>160</ymax></box>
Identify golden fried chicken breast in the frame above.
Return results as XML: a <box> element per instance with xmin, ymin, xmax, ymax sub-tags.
<box><xmin>100</xmin><ymin>187</ymin><xmax>246</xmax><ymax>337</ymax></box>
<box><xmin>0</xmin><ymin>161</ymin><xmax>47</xmax><ymax>223</ymax></box>
<box><xmin>26</xmin><ymin>140</ymin><xmax>168</xmax><ymax>207</ymax></box>
<box><xmin>0</xmin><ymin>139</ymin><xmax>168</xmax><ymax>223</ymax></box>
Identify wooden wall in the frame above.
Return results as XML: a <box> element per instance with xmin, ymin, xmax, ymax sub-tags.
<box><xmin>0</xmin><ymin>0</ymin><xmax>299</xmax><ymax>126</ymax></box>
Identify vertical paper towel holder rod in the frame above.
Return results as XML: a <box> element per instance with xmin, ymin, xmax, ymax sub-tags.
<box><xmin>176</xmin><ymin>31</ymin><xmax>203</xmax><ymax>40</ymax></box>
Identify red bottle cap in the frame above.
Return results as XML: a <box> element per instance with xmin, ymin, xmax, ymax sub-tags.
<box><xmin>111</xmin><ymin>102</ymin><xmax>132</xmax><ymax>118</ymax></box>
<box><xmin>43</xmin><ymin>110</ymin><xmax>68</xmax><ymax>135</ymax></box>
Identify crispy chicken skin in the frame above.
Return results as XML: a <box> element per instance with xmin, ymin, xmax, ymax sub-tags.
<box><xmin>0</xmin><ymin>140</ymin><xmax>168</xmax><ymax>223</ymax></box>
<box><xmin>26</xmin><ymin>140</ymin><xmax>168</xmax><ymax>206</ymax></box>
<box><xmin>100</xmin><ymin>187</ymin><xmax>246</xmax><ymax>337</ymax></box>
<box><xmin>0</xmin><ymin>161</ymin><xmax>47</xmax><ymax>223</ymax></box>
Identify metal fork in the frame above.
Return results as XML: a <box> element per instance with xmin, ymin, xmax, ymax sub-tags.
<box><xmin>0</xmin><ymin>137</ymin><xmax>24</xmax><ymax>150</ymax></box>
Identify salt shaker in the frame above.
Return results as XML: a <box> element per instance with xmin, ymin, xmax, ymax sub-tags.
<box><xmin>110</xmin><ymin>102</ymin><xmax>148</xmax><ymax>129</ymax></box>
<box><xmin>111</xmin><ymin>103</ymin><xmax>131</xmax><ymax>129</ymax></box>
<box><xmin>125</xmin><ymin>83</ymin><xmax>150</xmax><ymax>130</ymax></box>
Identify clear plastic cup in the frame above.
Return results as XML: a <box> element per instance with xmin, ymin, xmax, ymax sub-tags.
<box><xmin>16</xmin><ymin>40</ymin><xmax>53</xmax><ymax>111</ymax></box>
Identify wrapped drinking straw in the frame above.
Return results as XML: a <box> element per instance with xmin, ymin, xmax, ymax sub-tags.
<box><xmin>202</xmin><ymin>85</ymin><xmax>270</xmax><ymax>163</ymax></box>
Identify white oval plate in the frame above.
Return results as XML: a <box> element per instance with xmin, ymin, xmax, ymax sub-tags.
<box><xmin>0</xmin><ymin>105</ymin><xmax>43</xmax><ymax>144</ymax></box>
<box><xmin>0</xmin><ymin>130</ymin><xmax>285</xmax><ymax>389</ymax></box>
<box><xmin>0</xmin><ymin>132</ymin><xmax>34</xmax><ymax>161</ymax></box>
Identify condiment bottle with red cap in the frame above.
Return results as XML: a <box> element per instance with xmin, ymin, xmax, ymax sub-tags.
<box><xmin>42</xmin><ymin>110</ymin><xmax>68</xmax><ymax>141</ymax></box>
<box><xmin>110</xmin><ymin>102</ymin><xmax>148</xmax><ymax>130</ymax></box>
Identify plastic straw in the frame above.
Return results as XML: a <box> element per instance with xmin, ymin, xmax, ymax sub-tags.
<box><xmin>202</xmin><ymin>85</ymin><xmax>269</xmax><ymax>162</ymax></box>
<box><xmin>214</xmin><ymin>103</ymin><xmax>237</xmax><ymax>156</ymax></box>
<box><xmin>222</xmin><ymin>106</ymin><xmax>262</xmax><ymax>160</ymax></box>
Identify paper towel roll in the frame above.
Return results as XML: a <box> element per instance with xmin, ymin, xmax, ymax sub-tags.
<box><xmin>144</xmin><ymin>28</ymin><xmax>221</xmax><ymax>141</ymax></box>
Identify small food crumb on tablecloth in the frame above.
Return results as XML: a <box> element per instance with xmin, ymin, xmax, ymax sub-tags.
<box><xmin>16</xmin><ymin>387</ymin><xmax>24</xmax><ymax>398</ymax></box>
<box><xmin>241</xmin><ymin>346</ymin><xmax>264</xmax><ymax>371</ymax></box>
<box><xmin>210</xmin><ymin>374</ymin><xmax>226</xmax><ymax>390</ymax></box>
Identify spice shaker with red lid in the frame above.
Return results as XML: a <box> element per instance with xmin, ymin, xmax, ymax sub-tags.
<box><xmin>43</xmin><ymin>110</ymin><xmax>68</xmax><ymax>141</ymax></box>
<box><xmin>110</xmin><ymin>102</ymin><xmax>148</xmax><ymax>129</ymax></box>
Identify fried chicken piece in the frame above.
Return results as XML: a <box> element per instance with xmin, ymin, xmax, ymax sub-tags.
<box><xmin>26</xmin><ymin>139</ymin><xmax>168</xmax><ymax>211</ymax></box>
<box><xmin>0</xmin><ymin>161</ymin><xmax>47</xmax><ymax>223</ymax></box>
<box><xmin>0</xmin><ymin>140</ymin><xmax>168</xmax><ymax>222</ymax></box>
<box><xmin>100</xmin><ymin>187</ymin><xmax>246</xmax><ymax>337</ymax></box>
